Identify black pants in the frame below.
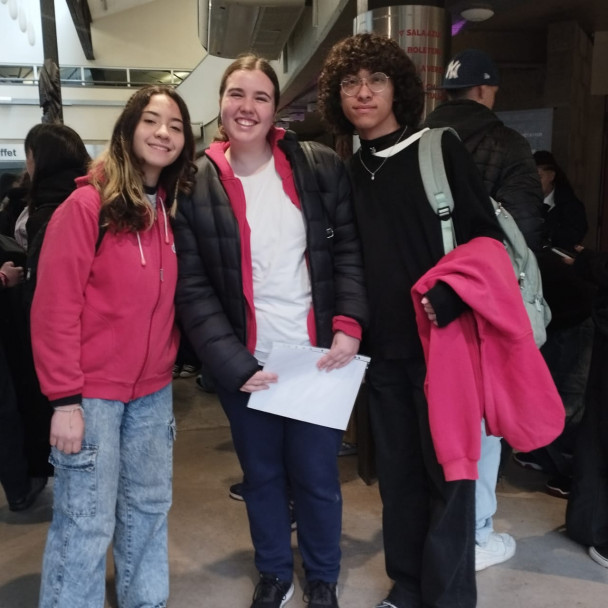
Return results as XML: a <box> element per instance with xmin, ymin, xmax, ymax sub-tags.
<box><xmin>1</xmin><ymin>288</ymin><xmax>52</xmax><ymax>478</ymax></box>
<box><xmin>367</xmin><ymin>358</ymin><xmax>476</xmax><ymax>608</ymax></box>
<box><xmin>566</xmin><ymin>332</ymin><xmax>608</xmax><ymax>547</ymax></box>
<box><xmin>0</xmin><ymin>337</ymin><xmax>29</xmax><ymax>502</ymax></box>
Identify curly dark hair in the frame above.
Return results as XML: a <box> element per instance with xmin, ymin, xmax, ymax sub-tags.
<box><xmin>317</xmin><ymin>33</ymin><xmax>424</xmax><ymax>136</ymax></box>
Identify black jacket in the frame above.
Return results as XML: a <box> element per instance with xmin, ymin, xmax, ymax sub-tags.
<box><xmin>24</xmin><ymin>167</ymin><xmax>85</xmax><ymax>309</ymax></box>
<box><xmin>174</xmin><ymin>130</ymin><xmax>368</xmax><ymax>392</ymax></box>
<box><xmin>425</xmin><ymin>99</ymin><xmax>545</xmax><ymax>251</ymax></box>
<box><xmin>544</xmin><ymin>184</ymin><xmax>588</xmax><ymax>250</ymax></box>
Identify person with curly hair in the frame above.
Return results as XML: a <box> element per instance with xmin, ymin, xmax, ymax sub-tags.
<box><xmin>318</xmin><ymin>33</ymin><xmax>503</xmax><ymax>608</ymax></box>
<box><xmin>31</xmin><ymin>84</ymin><xmax>196</xmax><ymax>608</ymax></box>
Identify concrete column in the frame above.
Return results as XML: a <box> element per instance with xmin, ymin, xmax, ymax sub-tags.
<box><xmin>354</xmin><ymin>2</ymin><xmax>449</xmax><ymax>117</ymax></box>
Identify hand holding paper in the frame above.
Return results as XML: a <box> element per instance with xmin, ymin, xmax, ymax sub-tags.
<box><xmin>316</xmin><ymin>331</ymin><xmax>361</xmax><ymax>371</ymax></box>
<box><xmin>248</xmin><ymin>342</ymin><xmax>370</xmax><ymax>430</ymax></box>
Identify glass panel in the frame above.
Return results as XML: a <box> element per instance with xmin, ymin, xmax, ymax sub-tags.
<box><xmin>0</xmin><ymin>65</ymin><xmax>35</xmax><ymax>83</ymax></box>
<box><xmin>60</xmin><ymin>66</ymin><xmax>82</xmax><ymax>84</ymax></box>
<box><xmin>130</xmin><ymin>69</ymin><xmax>174</xmax><ymax>86</ymax></box>
<box><xmin>172</xmin><ymin>71</ymin><xmax>190</xmax><ymax>85</ymax></box>
<box><xmin>85</xmin><ymin>68</ymin><xmax>128</xmax><ymax>87</ymax></box>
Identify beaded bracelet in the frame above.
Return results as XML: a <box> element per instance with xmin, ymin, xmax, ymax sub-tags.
<box><xmin>53</xmin><ymin>405</ymin><xmax>84</xmax><ymax>429</ymax></box>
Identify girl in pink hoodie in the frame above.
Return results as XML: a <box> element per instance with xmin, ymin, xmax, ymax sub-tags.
<box><xmin>31</xmin><ymin>85</ymin><xmax>196</xmax><ymax>608</ymax></box>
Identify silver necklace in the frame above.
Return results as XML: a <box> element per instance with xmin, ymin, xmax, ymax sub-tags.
<box><xmin>358</xmin><ymin>126</ymin><xmax>409</xmax><ymax>180</ymax></box>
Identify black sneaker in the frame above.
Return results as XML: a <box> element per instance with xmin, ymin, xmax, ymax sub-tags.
<box><xmin>545</xmin><ymin>475</ymin><xmax>571</xmax><ymax>499</ymax></box>
<box><xmin>229</xmin><ymin>482</ymin><xmax>244</xmax><ymax>501</ymax></box>
<box><xmin>179</xmin><ymin>363</ymin><xmax>199</xmax><ymax>378</ymax></box>
<box><xmin>195</xmin><ymin>373</ymin><xmax>216</xmax><ymax>393</ymax></box>
<box><xmin>513</xmin><ymin>451</ymin><xmax>545</xmax><ymax>472</ymax></box>
<box><xmin>304</xmin><ymin>580</ymin><xmax>338</xmax><ymax>607</ymax></box>
<box><xmin>251</xmin><ymin>574</ymin><xmax>294</xmax><ymax>607</ymax></box>
<box><xmin>338</xmin><ymin>441</ymin><xmax>357</xmax><ymax>457</ymax></box>
<box><xmin>8</xmin><ymin>477</ymin><xmax>47</xmax><ymax>512</ymax></box>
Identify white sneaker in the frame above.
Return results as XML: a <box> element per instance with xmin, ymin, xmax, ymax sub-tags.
<box><xmin>475</xmin><ymin>532</ymin><xmax>516</xmax><ymax>571</ymax></box>
<box><xmin>589</xmin><ymin>545</ymin><xmax>608</xmax><ymax>568</ymax></box>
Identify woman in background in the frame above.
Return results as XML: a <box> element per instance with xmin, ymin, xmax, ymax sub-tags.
<box><xmin>534</xmin><ymin>150</ymin><xmax>587</xmax><ymax>251</ymax></box>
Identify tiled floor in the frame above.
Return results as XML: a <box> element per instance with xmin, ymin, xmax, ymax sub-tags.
<box><xmin>1</xmin><ymin>377</ymin><xmax>607</xmax><ymax>607</ymax></box>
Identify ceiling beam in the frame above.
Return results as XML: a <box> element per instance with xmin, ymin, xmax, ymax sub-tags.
<box><xmin>65</xmin><ymin>0</ymin><xmax>95</xmax><ymax>60</ymax></box>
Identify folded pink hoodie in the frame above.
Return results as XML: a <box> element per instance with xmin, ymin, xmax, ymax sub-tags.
<box><xmin>412</xmin><ymin>237</ymin><xmax>564</xmax><ymax>481</ymax></box>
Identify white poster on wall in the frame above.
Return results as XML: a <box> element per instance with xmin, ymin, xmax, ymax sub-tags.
<box><xmin>496</xmin><ymin>108</ymin><xmax>554</xmax><ymax>152</ymax></box>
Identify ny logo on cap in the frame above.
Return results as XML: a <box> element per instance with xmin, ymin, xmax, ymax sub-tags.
<box><xmin>444</xmin><ymin>59</ymin><xmax>461</xmax><ymax>80</ymax></box>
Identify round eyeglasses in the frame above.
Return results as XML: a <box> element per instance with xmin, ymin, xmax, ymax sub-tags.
<box><xmin>340</xmin><ymin>72</ymin><xmax>390</xmax><ymax>96</ymax></box>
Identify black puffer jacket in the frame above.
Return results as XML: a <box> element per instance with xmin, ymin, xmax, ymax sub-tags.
<box><xmin>174</xmin><ymin>129</ymin><xmax>368</xmax><ymax>392</ymax></box>
<box><xmin>425</xmin><ymin>99</ymin><xmax>545</xmax><ymax>251</ymax></box>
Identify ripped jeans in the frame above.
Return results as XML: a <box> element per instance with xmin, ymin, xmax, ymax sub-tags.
<box><xmin>39</xmin><ymin>383</ymin><xmax>175</xmax><ymax>608</ymax></box>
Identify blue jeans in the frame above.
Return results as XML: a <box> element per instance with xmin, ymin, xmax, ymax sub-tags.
<box><xmin>218</xmin><ymin>386</ymin><xmax>343</xmax><ymax>583</ymax></box>
<box><xmin>39</xmin><ymin>384</ymin><xmax>175</xmax><ymax>608</ymax></box>
<box><xmin>475</xmin><ymin>420</ymin><xmax>502</xmax><ymax>545</ymax></box>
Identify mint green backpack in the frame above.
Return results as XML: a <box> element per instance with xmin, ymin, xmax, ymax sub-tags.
<box><xmin>418</xmin><ymin>127</ymin><xmax>551</xmax><ymax>348</ymax></box>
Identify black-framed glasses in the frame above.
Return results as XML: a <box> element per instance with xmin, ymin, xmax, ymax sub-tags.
<box><xmin>340</xmin><ymin>72</ymin><xmax>390</xmax><ymax>96</ymax></box>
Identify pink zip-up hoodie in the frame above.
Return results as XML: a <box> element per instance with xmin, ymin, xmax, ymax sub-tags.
<box><xmin>31</xmin><ymin>176</ymin><xmax>179</xmax><ymax>405</ymax></box>
<box><xmin>412</xmin><ymin>237</ymin><xmax>564</xmax><ymax>481</ymax></box>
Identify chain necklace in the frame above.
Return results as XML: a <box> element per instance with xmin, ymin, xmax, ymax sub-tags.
<box><xmin>358</xmin><ymin>126</ymin><xmax>409</xmax><ymax>180</ymax></box>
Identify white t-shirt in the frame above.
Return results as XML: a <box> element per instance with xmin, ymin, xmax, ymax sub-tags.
<box><xmin>237</xmin><ymin>159</ymin><xmax>312</xmax><ymax>364</ymax></box>
<box><xmin>544</xmin><ymin>189</ymin><xmax>555</xmax><ymax>211</ymax></box>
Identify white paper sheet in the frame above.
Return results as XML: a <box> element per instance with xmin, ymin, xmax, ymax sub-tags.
<box><xmin>247</xmin><ymin>342</ymin><xmax>370</xmax><ymax>430</ymax></box>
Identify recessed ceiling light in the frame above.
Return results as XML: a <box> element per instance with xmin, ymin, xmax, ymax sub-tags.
<box><xmin>461</xmin><ymin>6</ymin><xmax>495</xmax><ymax>22</ymax></box>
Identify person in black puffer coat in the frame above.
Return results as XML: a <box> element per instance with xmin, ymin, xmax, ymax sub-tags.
<box><xmin>425</xmin><ymin>49</ymin><xmax>544</xmax><ymax>253</ymax></box>
<box><xmin>174</xmin><ymin>54</ymin><xmax>367</xmax><ymax>608</ymax></box>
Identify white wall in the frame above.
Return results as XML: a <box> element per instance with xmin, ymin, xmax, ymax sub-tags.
<box><xmin>0</xmin><ymin>0</ymin><xmax>205</xmax><ymax>148</ymax></box>
<box><xmin>0</xmin><ymin>0</ymin><xmax>43</xmax><ymax>64</ymax></box>
<box><xmin>89</xmin><ymin>0</ymin><xmax>204</xmax><ymax>68</ymax></box>
<box><xmin>0</xmin><ymin>0</ymin><xmax>204</xmax><ymax>68</ymax></box>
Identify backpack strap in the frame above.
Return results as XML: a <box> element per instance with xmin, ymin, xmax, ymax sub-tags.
<box><xmin>95</xmin><ymin>222</ymin><xmax>106</xmax><ymax>253</ymax></box>
<box><xmin>418</xmin><ymin>127</ymin><xmax>458</xmax><ymax>254</ymax></box>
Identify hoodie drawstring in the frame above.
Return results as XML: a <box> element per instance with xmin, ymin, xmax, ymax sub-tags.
<box><xmin>136</xmin><ymin>193</ymin><xmax>170</xmax><ymax>270</ymax></box>
<box><xmin>136</xmin><ymin>233</ymin><xmax>146</xmax><ymax>267</ymax></box>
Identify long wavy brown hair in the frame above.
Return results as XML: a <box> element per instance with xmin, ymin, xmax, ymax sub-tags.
<box><xmin>317</xmin><ymin>33</ymin><xmax>424</xmax><ymax>137</ymax></box>
<box><xmin>89</xmin><ymin>84</ymin><xmax>196</xmax><ymax>233</ymax></box>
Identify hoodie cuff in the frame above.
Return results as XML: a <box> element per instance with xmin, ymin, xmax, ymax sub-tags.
<box><xmin>332</xmin><ymin>315</ymin><xmax>362</xmax><ymax>341</ymax></box>
<box><xmin>49</xmin><ymin>394</ymin><xmax>82</xmax><ymax>408</ymax></box>
<box><xmin>425</xmin><ymin>281</ymin><xmax>470</xmax><ymax>328</ymax></box>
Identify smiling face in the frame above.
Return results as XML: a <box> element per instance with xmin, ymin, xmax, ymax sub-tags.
<box><xmin>132</xmin><ymin>93</ymin><xmax>185</xmax><ymax>187</ymax></box>
<box><xmin>340</xmin><ymin>68</ymin><xmax>400</xmax><ymax>140</ymax></box>
<box><xmin>219</xmin><ymin>69</ymin><xmax>276</xmax><ymax>149</ymax></box>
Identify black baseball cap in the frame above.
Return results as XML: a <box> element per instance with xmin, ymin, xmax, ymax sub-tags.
<box><xmin>441</xmin><ymin>49</ymin><xmax>500</xmax><ymax>89</ymax></box>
